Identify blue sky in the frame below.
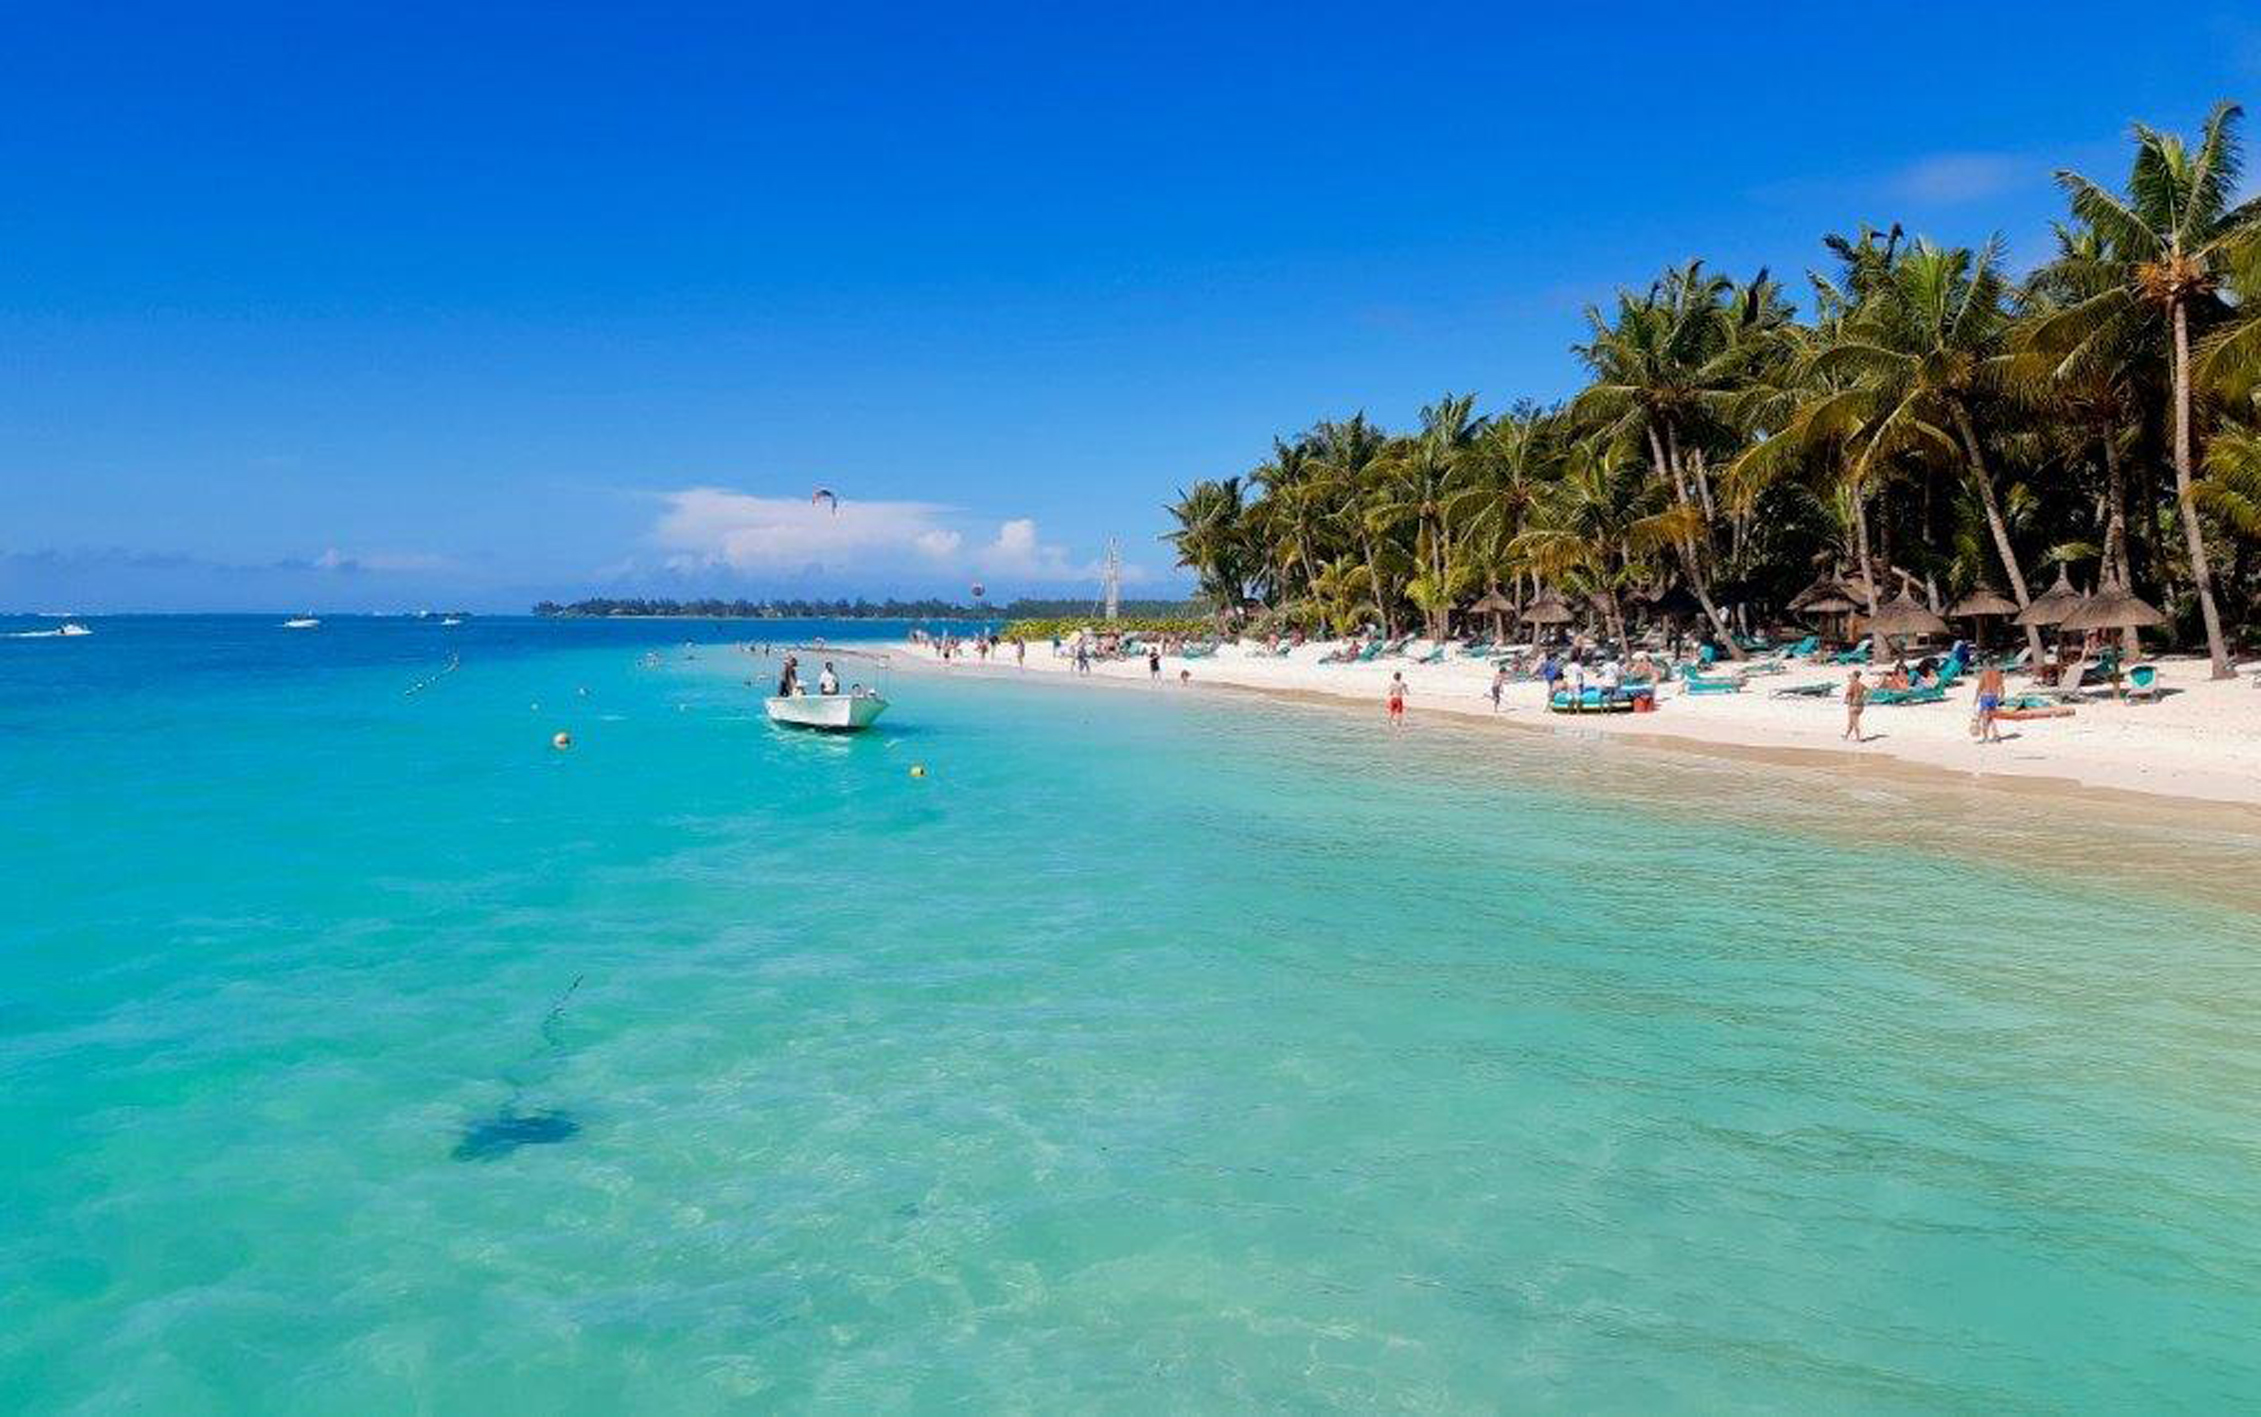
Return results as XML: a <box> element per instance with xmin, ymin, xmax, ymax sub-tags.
<box><xmin>6</xmin><ymin>3</ymin><xmax>2260</xmax><ymax>611</ymax></box>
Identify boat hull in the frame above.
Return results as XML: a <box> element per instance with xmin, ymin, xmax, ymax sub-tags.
<box><xmin>765</xmin><ymin>694</ymin><xmax>889</xmax><ymax>731</ymax></box>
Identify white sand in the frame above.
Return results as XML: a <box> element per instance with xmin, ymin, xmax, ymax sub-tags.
<box><xmin>898</xmin><ymin>637</ymin><xmax>2261</xmax><ymax>809</ymax></box>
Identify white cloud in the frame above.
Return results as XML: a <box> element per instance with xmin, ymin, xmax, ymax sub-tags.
<box><xmin>650</xmin><ymin>488</ymin><xmax>966</xmax><ymax>574</ymax></box>
<box><xmin>644</xmin><ymin>487</ymin><xmax>1140</xmax><ymax>585</ymax></box>
<box><xmin>313</xmin><ymin>547</ymin><xmax>452</xmax><ymax>573</ymax></box>
<box><xmin>1885</xmin><ymin>151</ymin><xmax>2030</xmax><ymax>205</ymax></box>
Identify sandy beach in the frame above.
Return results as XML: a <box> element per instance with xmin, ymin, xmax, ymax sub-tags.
<box><xmin>898</xmin><ymin>637</ymin><xmax>2261</xmax><ymax>811</ymax></box>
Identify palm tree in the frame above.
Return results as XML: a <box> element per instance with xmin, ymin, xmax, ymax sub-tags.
<box><xmin>1804</xmin><ymin>237</ymin><xmax>2048</xmax><ymax>658</ymax></box>
<box><xmin>1511</xmin><ymin>438</ymin><xmax>1698</xmax><ymax>655</ymax></box>
<box><xmin>1248</xmin><ymin>436</ymin><xmax>1328</xmax><ymax>609</ymax></box>
<box><xmin>1307</xmin><ymin>414</ymin><xmax>1396</xmax><ymax>633</ymax></box>
<box><xmin>1370</xmin><ymin>394</ymin><xmax>1486</xmax><ymax>639</ymax></box>
<box><xmin>1163</xmin><ymin>477</ymin><xmax>1250</xmax><ymax>624</ymax></box>
<box><xmin>2018</xmin><ymin>223</ymin><xmax>2156</xmax><ymax>650</ymax></box>
<box><xmin>2034</xmin><ymin>102</ymin><xmax>2261</xmax><ymax>677</ymax></box>
<box><xmin>1572</xmin><ymin>264</ymin><xmax>1749</xmax><ymax>655</ymax></box>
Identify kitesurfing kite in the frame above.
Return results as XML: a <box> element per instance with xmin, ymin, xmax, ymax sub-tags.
<box><xmin>811</xmin><ymin>488</ymin><xmax>838</xmax><ymax>514</ymax></box>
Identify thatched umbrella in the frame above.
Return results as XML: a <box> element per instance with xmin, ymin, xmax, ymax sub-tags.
<box><xmin>2012</xmin><ymin>568</ymin><xmax>2083</xmax><ymax>628</ymax></box>
<box><xmin>1789</xmin><ymin>572</ymin><xmax>1857</xmax><ymax>612</ymax></box>
<box><xmin>1521</xmin><ymin>589</ymin><xmax>1574</xmax><ymax>636</ymax></box>
<box><xmin>1468</xmin><ymin>588</ymin><xmax>1517</xmax><ymax>640</ymax></box>
<box><xmin>1867</xmin><ymin>590</ymin><xmax>1949</xmax><ymax>661</ymax></box>
<box><xmin>1793</xmin><ymin>587</ymin><xmax>1860</xmax><ymax>646</ymax></box>
<box><xmin>1948</xmin><ymin>584</ymin><xmax>2019</xmax><ymax>618</ymax></box>
<box><xmin>2059</xmin><ymin>580</ymin><xmax>2165</xmax><ymax>634</ymax></box>
<box><xmin>1947</xmin><ymin>583</ymin><xmax>2019</xmax><ymax>652</ymax></box>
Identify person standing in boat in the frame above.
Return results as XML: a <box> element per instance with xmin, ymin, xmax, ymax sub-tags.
<box><xmin>817</xmin><ymin>661</ymin><xmax>840</xmax><ymax>695</ymax></box>
<box><xmin>777</xmin><ymin>656</ymin><xmax>801</xmax><ymax>697</ymax></box>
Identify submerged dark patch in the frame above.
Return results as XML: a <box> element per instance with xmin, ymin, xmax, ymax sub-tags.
<box><xmin>451</xmin><ymin>1106</ymin><xmax>580</xmax><ymax>1161</ymax></box>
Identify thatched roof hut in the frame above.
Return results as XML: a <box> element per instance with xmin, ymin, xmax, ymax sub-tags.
<box><xmin>2013</xmin><ymin>568</ymin><xmax>2084</xmax><ymax>627</ymax></box>
<box><xmin>1948</xmin><ymin>585</ymin><xmax>2019</xmax><ymax>618</ymax></box>
<box><xmin>2059</xmin><ymin>581</ymin><xmax>2166</xmax><ymax>632</ymax></box>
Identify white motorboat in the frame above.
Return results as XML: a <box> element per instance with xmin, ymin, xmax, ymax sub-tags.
<box><xmin>764</xmin><ymin>690</ymin><xmax>889</xmax><ymax>732</ymax></box>
<box><xmin>439</xmin><ymin>616</ymin><xmax>464</xmax><ymax>627</ymax></box>
<box><xmin>282</xmin><ymin>616</ymin><xmax>320</xmax><ymax>630</ymax></box>
<box><xmin>58</xmin><ymin>622</ymin><xmax>92</xmax><ymax>637</ymax></box>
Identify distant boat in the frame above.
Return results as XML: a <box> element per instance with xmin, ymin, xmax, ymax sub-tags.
<box><xmin>7</xmin><ymin>622</ymin><xmax>92</xmax><ymax>639</ymax></box>
<box><xmin>439</xmin><ymin>616</ymin><xmax>464</xmax><ymax>627</ymax></box>
<box><xmin>282</xmin><ymin>616</ymin><xmax>320</xmax><ymax>630</ymax></box>
<box><xmin>58</xmin><ymin>622</ymin><xmax>92</xmax><ymax>637</ymax></box>
<box><xmin>765</xmin><ymin>691</ymin><xmax>889</xmax><ymax>732</ymax></box>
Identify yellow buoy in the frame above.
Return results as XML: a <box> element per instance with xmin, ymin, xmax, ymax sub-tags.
<box><xmin>909</xmin><ymin>764</ymin><xmax>926</xmax><ymax>779</ymax></box>
<box><xmin>552</xmin><ymin>731</ymin><xmax>572</xmax><ymax>750</ymax></box>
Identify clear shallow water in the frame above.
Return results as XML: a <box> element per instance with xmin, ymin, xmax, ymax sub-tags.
<box><xmin>4</xmin><ymin>616</ymin><xmax>2259</xmax><ymax>1411</ymax></box>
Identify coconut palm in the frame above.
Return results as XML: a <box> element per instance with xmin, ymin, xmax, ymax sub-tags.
<box><xmin>1572</xmin><ymin>263</ymin><xmax>1751</xmax><ymax>654</ymax></box>
<box><xmin>1164</xmin><ymin>477</ymin><xmax>1252</xmax><ymax>623</ymax></box>
<box><xmin>1306</xmin><ymin>413</ymin><xmax>1398</xmax><ymax>633</ymax></box>
<box><xmin>1368</xmin><ymin>394</ymin><xmax>1486</xmax><ymax>639</ymax></box>
<box><xmin>1802</xmin><ymin>237</ymin><xmax>2048</xmax><ymax>657</ymax></box>
<box><xmin>2031</xmin><ymin>102</ymin><xmax>2261</xmax><ymax>677</ymax></box>
<box><xmin>1511</xmin><ymin>438</ymin><xmax>1699</xmax><ymax>656</ymax></box>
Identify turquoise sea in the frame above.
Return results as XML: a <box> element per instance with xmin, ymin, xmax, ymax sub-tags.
<box><xmin>4</xmin><ymin>615</ymin><xmax>2259</xmax><ymax>1412</ymax></box>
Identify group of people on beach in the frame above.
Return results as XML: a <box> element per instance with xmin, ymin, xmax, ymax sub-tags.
<box><xmin>1838</xmin><ymin>661</ymin><xmax>2009</xmax><ymax>744</ymax></box>
<box><xmin>911</xmin><ymin>629</ymin><xmax>1026</xmax><ymax>668</ymax></box>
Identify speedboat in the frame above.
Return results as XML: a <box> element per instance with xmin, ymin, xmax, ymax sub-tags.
<box><xmin>282</xmin><ymin>616</ymin><xmax>320</xmax><ymax>630</ymax></box>
<box><xmin>764</xmin><ymin>690</ymin><xmax>889</xmax><ymax>732</ymax></box>
<box><xmin>58</xmin><ymin>622</ymin><xmax>92</xmax><ymax>637</ymax></box>
<box><xmin>439</xmin><ymin>616</ymin><xmax>464</xmax><ymax>627</ymax></box>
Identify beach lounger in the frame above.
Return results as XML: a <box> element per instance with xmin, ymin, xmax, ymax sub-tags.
<box><xmin>1781</xmin><ymin>634</ymin><xmax>1820</xmax><ymax>659</ymax></box>
<box><xmin>2125</xmin><ymin>664</ymin><xmax>2160</xmax><ymax>702</ymax></box>
<box><xmin>1828</xmin><ymin>638</ymin><xmax>1873</xmax><ymax>665</ymax></box>
<box><xmin>1770</xmin><ymin>681</ymin><xmax>1837</xmax><ymax>699</ymax></box>
<box><xmin>1864</xmin><ymin>683</ymin><xmax>1947</xmax><ymax>706</ymax></box>
<box><xmin>1680</xmin><ymin>672</ymin><xmax>1744</xmax><ymax>695</ymax></box>
<box><xmin>1415</xmin><ymin>644</ymin><xmax>1446</xmax><ymax>664</ymax></box>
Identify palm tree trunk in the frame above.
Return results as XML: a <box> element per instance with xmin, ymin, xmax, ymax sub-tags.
<box><xmin>2171</xmin><ymin>299</ymin><xmax>2235</xmax><ymax>678</ymax></box>
<box><xmin>1950</xmin><ymin>402</ymin><xmax>2046</xmax><ymax>661</ymax></box>
<box><xmin>1647</xmin><ymin>424</ymin><xmax>1744</xmax><ymax>659</ymax></box>
<box><xmin>1361</xmin><ymin>535</ymin><xmax>1392</xmax><ymax>636</ymax></box>
<box><xmin>2100</xmin><ymin>431</ymin><xmax>2140</xmax><ymax>657</ymax></box>
<box><xmin>1688</xmin><ymin>444</ymin><xmax>1717</xmax><ymax>523</ymax></box>
<box><xmin>1850</xmin><ymin>483</ymin><xmax>1879</xmax><ymax>617</ymax></box>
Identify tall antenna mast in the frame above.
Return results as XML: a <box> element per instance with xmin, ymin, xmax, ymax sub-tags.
<box><xmin>1102</xmin><ymin>537</ymin><xmax>1122</xmax><ymax>622</ymax></box>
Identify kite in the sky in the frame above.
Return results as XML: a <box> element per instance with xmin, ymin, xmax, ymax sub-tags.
<box><xmin>810</xmin><ymin>488</ymin><xmax>838</xmax><ymax>514</ymax></box>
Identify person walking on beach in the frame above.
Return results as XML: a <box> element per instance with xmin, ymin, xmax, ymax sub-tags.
<box><xmin>1843</xmin><ymin>670</ymin><xmax>1867</xmax><ymax>742</ymax></box>
<box><xmin>1974</xmin><ymin>662</ymin><xmax>2005</xmax><ymax>744</ymax></box>
<box><xmin>1489</xmin><ymin>665</ymin><xmax>1508</xmax><ymax>712</ymax></box>
<box><xmin>1014</xmin><ymin>637</ymin><xmax>1025</xmax><ymax>668</ymax></box>
<box><xmin>1148</xmin><ymin>646</ymin><xmax>1161</xmax><ymax>681</ymax></box>
<box><xmin>1386</xmin><ymin>671</ymin><xmax>1407</xmax><ymax>726</ymax></box>
<box><xmin>1074</xmin><ymin>642</ymin><xmax>1090</xmax><ymax>675</ymax></box>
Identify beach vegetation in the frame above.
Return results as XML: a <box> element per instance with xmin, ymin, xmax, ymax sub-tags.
<box><xmin>1165</xmin><ymin>102</ymin><xmax>2261</xmax><ymax>667</ymax></box>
